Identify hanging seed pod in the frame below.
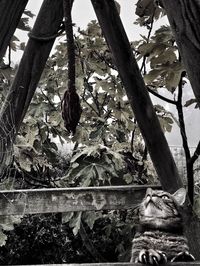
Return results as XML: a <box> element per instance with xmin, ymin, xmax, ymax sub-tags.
<box><xmin>61</xmin><ymin>89</ymin><xmax>82</xmax><ymax>135</ymax></box>
<box><xmin>62</xmin><ymin>0</ymin><xmax>81</xmax><ymax>135</ymax></box>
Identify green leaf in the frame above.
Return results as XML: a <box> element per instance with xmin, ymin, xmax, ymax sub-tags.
<box><xmin>0</xmin><ymin>215</ymin><xmax>22</xmax><ymax>231</ymax></box>
<box><xmin>62</xmin><ymin>212</ymin><xmax>74</xmax><ymax>223</ymax></box>
<box><xmin>123</xmin><ymin>173</ymin><xmax>133</xmax><ymax>184</ymax></box>
<box><xmin>89</xmin><ymin>125</ymin><xmax>104</xmax><ymax>139</ymax></box>
<box><xmin>144</xmin><ymin>69</ymin><xmax>162</xmax><ymax>84</ymax></box>
<box><xmin>153</xmin><ymin>26</ymin><xmax>174</xmax><ymax>43</ymax></box>
<box><xmin>150</xmin><ymin>48</ymin><xmax>177</xmax><ymax>66</ymax></box>
<box><xmin>71</xmin><ymin>145</ymin><xmax>102</xmax><ymax>163</ymax></box>
<box><xmin>49</xmin><ymin>111</ymin><xmax>62</xmax><ymax>126</ymax></box>
<box><xmin>135</xmin><ymin>0</ymin><xmax>156</xmax><ymax>17</ymax></box>
<box><xmin>83</xmin><ymin>211</ymin><xmax>101</xmax><ymax>230</ymax></box>
<box><xmin>0</xmin><ymin>230</ymin><xmax>7</xmax><ymax>247</ymax></box>
<box><xmin>138</xmin><ymin>42</ymin><xmax>155</xmax><ymax>56</ymax></box>
<box><xmin>69</xmin><ymin>212</ymin><xmax>82</xmax><ymax>235</ymax></box>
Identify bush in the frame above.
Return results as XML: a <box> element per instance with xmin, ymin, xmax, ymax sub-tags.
<box><xmin>0</xmin><ymin>210</ymin><xmax>136</xmax><ymax>264</ymax></box>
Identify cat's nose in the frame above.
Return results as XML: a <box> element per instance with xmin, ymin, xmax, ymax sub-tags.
<box><xmin>146</xmin><ymin>188</ymin><xmax>152</xmax><ymax>196</ymax></box>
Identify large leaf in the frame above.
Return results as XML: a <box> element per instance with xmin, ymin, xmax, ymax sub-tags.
<box><xmin>69</xmin><ymin>212</ymin><xmax>82</xmax><ymax>235</ymax></box>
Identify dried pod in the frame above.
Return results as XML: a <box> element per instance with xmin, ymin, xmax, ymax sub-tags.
<box><xmin>61</xmin><ymin>89</ymin><xmax>82</xmax><ymax>135</ymax></box>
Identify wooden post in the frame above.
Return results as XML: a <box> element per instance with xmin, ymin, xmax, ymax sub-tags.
<box><xmin>162</xmin><ymin>0</ymin><xmax>200</xmax><ymax>108</ymax></box>
<box><xmin>90</xmin><ymin>0</ymin><xmax>182</xmax><ymax>193</ymax></box>
<box><xmin>0</xmin><ymin>0</ymin><xmax>28</xmax><ymax>60</ymax></box>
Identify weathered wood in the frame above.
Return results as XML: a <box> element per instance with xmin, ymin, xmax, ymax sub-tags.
<box><xmin>6</xmin><ymin>0</ymin><xmax>63</xmax><ymax>132</ymax></box>
<box><xmin>0</xmin><ymin>185</ymin><xmax>161</xmax><ymax>216</ymax></box>
<box><xmin>0</xmin><ymin>0</ymin><xmax>28</xmax><ymax>60</ymax></box>
<box><xmin>162</xmin><ymin>0</ymin><xmax>200</xmax><ymax>108</ymax></box>
<box><xmin>6</xmin><ymin>262</ymin><xmax>200</xmax><ymax>266</ymax></box>
<box><xmin>158</xmin><ymin>6</ymin><xmax>200</xmax><ymax>258</ymax></box>
<box><xmin>90</xmin><ymin>0</ymin><xmax>182</xmax><ymax>194</ymax></box>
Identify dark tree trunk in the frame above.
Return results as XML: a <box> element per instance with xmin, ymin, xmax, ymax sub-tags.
<box><xmin>90</xmin><ymin>0</ymin><xmax>182</xmax><ymax>193</ymax></box>
<box><xmin>90</xmin><ymin>0</ymin><xmax>200</xmax><ymax>259</ymax></box>
<box><xmin>0</xmin><ymin>0</ymin><xmax>63</xmax><ymax>175</ymax></box>
<box><xmin>162</xmin><ymin>0</ymin><xmax>200</xmax><ymax>108</ymax></box>
<box><xmin>0</xmin><ymin>0</ymin><xmax>28</xmax><ymax>60</ymax></box>
<box><xmin>161</xmin><ymin>0</ymin><xmax>200</xmax><ymax>258</ymax></box>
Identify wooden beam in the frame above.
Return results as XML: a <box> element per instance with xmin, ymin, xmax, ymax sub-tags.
<box><xmin>90</xmin><ymin>0</ymin><xmax>182</xmax><ymax>194</ymax></box>
<box><xmin>0</xmin><ymin>0</ymin><xmax>28</xmax><ymax>60</ymax></box>
<box><xmin>0</xmin><ymin>185</ymin><xmax>161</xmax><ymax>216</ymax></box>
<box><xmin>162</xmin><ymin>0</ymin><xmax>200</xmax><ymax>108</ymax></box>
<box><xmin>6</xmin><ymin>262</ymin><xmax>200</xmax><ymax>266</ymax></box>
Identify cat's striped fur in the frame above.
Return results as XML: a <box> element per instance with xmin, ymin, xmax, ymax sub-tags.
<box><xmin>130</xmin><ymin>188</ymin><xmax>194</xmax><ymax>264</ymax></box>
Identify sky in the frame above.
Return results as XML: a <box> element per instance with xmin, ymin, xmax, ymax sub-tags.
<box><xmin>14</xmin><ymin>0</ymin><xmax>200</xmax><ymax>148</ymax></box>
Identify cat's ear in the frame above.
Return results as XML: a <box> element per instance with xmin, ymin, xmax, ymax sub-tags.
<box><xmin>173</xmin><ymin>188</ymin><xmax>187</xmax><ymax>206</ymax></box>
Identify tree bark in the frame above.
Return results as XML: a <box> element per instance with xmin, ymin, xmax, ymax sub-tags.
<box><xmin>0</xmin><ymin>0</ymin><xmax>63</xmax><ymax>175</ymax></box>
<box><xmin>162</xmin><ymin>0</ymin><xmax>200</xmax><ymax>108</ymax></box>
<box><xmin>0</xmin><ymin>0</ymin><xmax>28</xmax><ymax>60</ymax></box>
<box><xmin>161</xmin><ymin>1</ymin><xmax>200</xmax><ymax>257</ymax></box>
<box><xmin>90</xmin><ymin>0</ymin><xmax>200</xmax><ymax>258</ymax></box>
<box><xmin>90</xmin><ymin>0</ymin><xmax>182</xmax><ymax>193</ymax></box>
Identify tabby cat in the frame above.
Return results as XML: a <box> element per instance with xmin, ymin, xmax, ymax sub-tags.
<box><xmin>130</xmin><ymin>187</ymin><xmax>195</xmax><ymax>265</ymax></box>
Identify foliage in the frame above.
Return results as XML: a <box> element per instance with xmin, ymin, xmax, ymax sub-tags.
<box><xmin>136</xmin><ymin>25</ymin><xmax>184</xmax><ymax>92</ymax></box>
<box><xmin>6</xmin><ymin>19</ymin><xmax>159</xmax><ymax>190</ymax></box>
<box><xmin>1</xmin><ymin>0</ymin><xmax>198</xmax><ymax>260</ymax></box>
<box><xmin>0</xmin><ymin>214</ymin><xmax>87</xmax><ymax>264</ymax></box>
<box><xmin>0</xmin><ymin>212</ymin><xmax>135</xmax><ymax>264</ymax></box>
<box><xmin>0</xmin><ymin>216</ymin><xmax>22</xmax><ymax>248</ymax></box>
<box><xmin>133</xmin><ymin>0</ymin><xmax>190</xmax><ymax>108</ymax></box>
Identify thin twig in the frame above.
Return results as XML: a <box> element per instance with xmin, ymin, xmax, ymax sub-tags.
<box><xmin>130</xmin><ymin>119</ymin><xmax>137</xmax><ymax>153</ymax></box>
<box><xmin>176</xmin><ymin>71</ymin><xmax>194</xmax><ymax>204</ymax></box>
<box><xmin>82</xmin><ymin>85</ymin><xmax>99</xmax><ymax>116</ymax></box>
<box><xmin>176</xmin><ymin>74</ymin><xmax>190</xmax><ymax>159</ymax></box>
<box><xmin>8</xmin><ymin>44</ymin><xmax>11</xmax><ymax>67</ymax></box>
<box><xmin>140</xmin><ymin>11</ymin><xmax>155</xmax><ymax>74</ymax></box>
<box><xmin>147</xmin><ymin>86</ymin><xmax>177</xmax><ymax>105</ymax></box>
<box><xmin>190</xmin><ymin>140</ymin><xmax>200</xmax><ymax>165</ymax></box>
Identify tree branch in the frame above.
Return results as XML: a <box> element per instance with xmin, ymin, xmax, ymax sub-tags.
<box><xmin>190</xmin><ymin>141</ymin><xmax>200</xmax><ymax>165</ymax></box>
<box><xmin>147</xmin><ymin>86</ymin><xmax>177</xmax><ymax>105</ymax></box>
<box><xmin>140</xmin><ymin>13</ymin><xmax>155</xmax><ymax>74</ymax></box>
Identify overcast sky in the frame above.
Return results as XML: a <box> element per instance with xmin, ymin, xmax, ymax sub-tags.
<box><xmin>14</xmin><ymin>0</ymin><xmax>200</xmax><ymax>148</ymax></box>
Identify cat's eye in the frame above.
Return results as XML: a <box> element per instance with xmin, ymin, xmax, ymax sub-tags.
<box><xmin>162</xmin><ymin>195</ymin><xmax>169</xmax><ymax>199</ymax></box>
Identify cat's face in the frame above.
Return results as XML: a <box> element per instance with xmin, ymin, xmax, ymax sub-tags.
<box><xmin>139</xmin><ymin>188</ymin><xmax>186</xmax><ymax>229</ymax></box>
